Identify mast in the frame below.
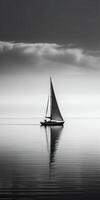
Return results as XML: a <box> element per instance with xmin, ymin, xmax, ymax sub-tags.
<box><xmin>50</xmin><ymin>77</ymin><xmax>52</xmax><ymax>120</ymax></box>
<box><xmin>45</xmin><ymin>96</ymin><xmax>49</xmax><ymax>118</ymax></box>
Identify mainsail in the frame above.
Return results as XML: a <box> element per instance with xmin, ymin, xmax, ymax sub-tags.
<box><xmin>45</xmin><ymin>78</ymin><xmax>63</xmax><ymax>122</ymax></box>
<box><xmin>50</xmin><ymin>79</ymin><xmax>63</xmax><ymax>121</ymax></box>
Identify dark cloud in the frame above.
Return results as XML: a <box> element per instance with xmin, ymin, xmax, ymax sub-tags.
<box><xmin>0</xmin><ymin>42</ymin><xmax>38</xmax><ymax>74</ymax></box>
<box><xmin>86</xmin><ymin>50</ymin><xmax>100</xmax><ymax>58</ymax></box>
<box><xmin>0</xmin><ymin>41</ymin><xmax>100</xmax><ymax>74</ymax></box>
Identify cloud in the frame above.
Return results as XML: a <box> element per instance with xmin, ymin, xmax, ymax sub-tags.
<box><xmin>0</xmin><ymin>41</ymin><xmax>100</xmax><ymax>74</ymax></box>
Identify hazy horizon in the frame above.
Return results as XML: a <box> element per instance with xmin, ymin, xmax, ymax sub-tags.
<box><xmin>0</xmin><ymin>42</ymin><xmax>100</xmax><ymax>118</ymax></box>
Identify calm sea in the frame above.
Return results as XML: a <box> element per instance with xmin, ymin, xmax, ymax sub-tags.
<box><xmin>0</xmin><ymin>118</ymin><xmax>100</xmax><ymax>199</ymax></box>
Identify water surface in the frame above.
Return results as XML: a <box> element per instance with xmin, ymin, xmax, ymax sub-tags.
<box><xmin>0</xmin><ymin>118</ymin><xmax>100</xmax><ymax>199</ymax></box>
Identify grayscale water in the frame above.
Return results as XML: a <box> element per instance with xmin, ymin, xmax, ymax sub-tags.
<box><xmin>0</xmin><ymin>118</ymin><xmax>100</xmax><ymax>199</ymax></box>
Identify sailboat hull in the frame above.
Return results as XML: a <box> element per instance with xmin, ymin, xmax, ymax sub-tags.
<box><xmin>40</xmin><ymin>121</ymin><xmax>64</xmax><ymax>126</ymax></box>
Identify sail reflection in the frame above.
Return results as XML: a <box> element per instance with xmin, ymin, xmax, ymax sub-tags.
<box><xmin>45</xmin><ymin>126</ymin><xmax>63</xmax><ymax>166</ymax></box>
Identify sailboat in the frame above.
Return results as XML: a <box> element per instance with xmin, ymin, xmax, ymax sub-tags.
<box><xmin>40</xmin><ymin>78</ymin><xmax>64</xmax><ymax>126</ymax></box>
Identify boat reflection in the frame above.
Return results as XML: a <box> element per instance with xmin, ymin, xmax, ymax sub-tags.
<box><xmin>45</xmin><ymin>126</ymin><xmax>63</xmax><ymax>167</ymax></box>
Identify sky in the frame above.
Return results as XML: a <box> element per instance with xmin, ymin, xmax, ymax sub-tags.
<box><xmin>0</xmin><ymin>0</ymin><xmax>100</xmax><ymax>117</ymax></box>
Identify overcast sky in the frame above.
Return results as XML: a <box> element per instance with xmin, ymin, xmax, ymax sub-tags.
<box><xmin>0</xmin><ymin>0</ymin><xmax>100</xmax><ymax>50</ymax></box>
<box><xmin>0</xmin><ymin>0</ymin><xmax>100</xmax><ymax>117</ymax></box>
